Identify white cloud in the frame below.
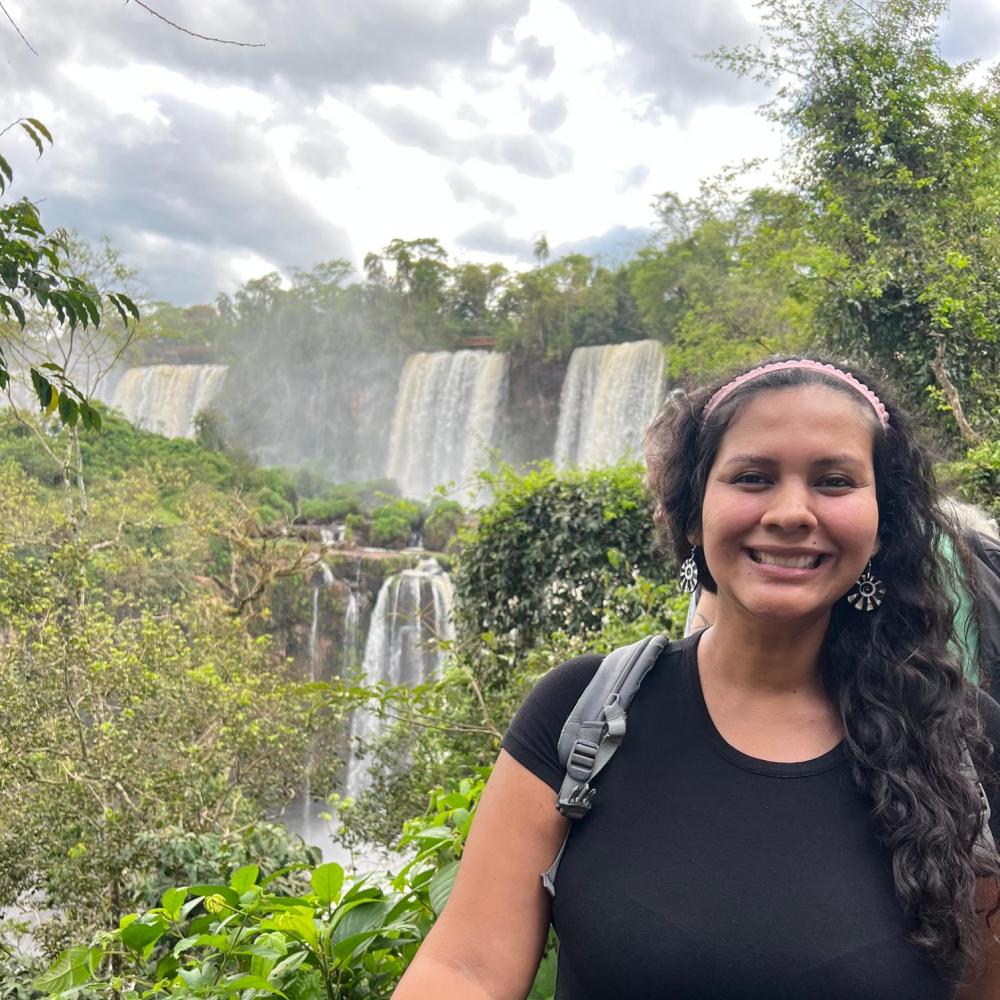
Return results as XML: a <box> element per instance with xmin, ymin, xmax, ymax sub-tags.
<box><xmin>3</xmin><ymin>0</ymin><xmax>997</xmax><ymax>303</ymax></box>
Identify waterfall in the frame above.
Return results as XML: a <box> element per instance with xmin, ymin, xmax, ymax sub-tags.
<box><xmin>343</xmin><ymin>586</ymin><xmax>360</xmax><ymax>676</ymax></box>
<box><xmin>104</xmin><ymin>364</ymin><xmax>228</xmax><ymax>438</ymax></box>
<box><xmin>285</xmin><ymin>562</ymin><xmax>337</xmax><ymax>853</ymax></box>
<box><xmin>344</xmin><ymin>559</ymin><xmax>455</xmax><ymax>799</ymax></box>
<box><xmin>554</xmin><ymin>340</ymin><xmax>666</xmax><ymax>467</ymax></box>
<box><xmin>385</xmin><ymin>351</ymin><xmax>507</xmax><ymax>499</ymax></box>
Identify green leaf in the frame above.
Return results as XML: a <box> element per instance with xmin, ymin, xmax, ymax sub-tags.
<box><xmin>26</xmin><ymin>118</ymin><xmax>53</xmax><ymax>144</ymax></box>
<box><xmin>527</xmin><ymin>944</ymin><xmax>558</xmax><ymax>999</ymax></box>
<box><xmin>56</xmin><ymin>392</ymin><xmax>78</xmax><ymax>426</ymax></box>
<box><xmin>33</xmin><ymin>946</ymin><xmax>94</xmax><ymax>994</ymax></box>
<box><xmin>19</xmin><ymin>121</ymin><xmax>44</xmax><ymax>158</ymax></box>
<box><xmin>79</xmin><ymin>402</ymin><xmax>102</xmax><ymax>432</ymax></box>
<box><xmin>161</xmin><ymin>886</ymin><xmax>188</xmax><ymax>917</ymax></box>
<box><xmin>309</xmin><ymin>862</ymin><xmax>344</xmax><ymax>905</ymax></box>
<box><xmin>270</xmin><ymin>950</ymin><xmax>308</xmax><ymax>978</ymax></box>
<box><xmin>1</xmin><ymin>293</ymin><xmax>26</xmax><ymax>328</ymax></box>
<box><xmin>29</xmin><ymin>368</ymin><xmax>52</xmax><ymax>408</ymax></box>
<box><xmin>230</xmin><ymin>863</ymin><xmax>260</xmax><ymax>893</ymax></box>
<box><xmin>259</xmin><ymin>908</ymin><xmax>318</xmax><ymax>949</ymax></box>
<box><xmin>221</xmin><ymin>975</ymin><xmax>286</xmax><ymax>996</ymax></box>
<box><xmin>428</xmin><ymin>860</ymin><xmax>461</xmax><ymax>916</ymax></box>
<box><xmin>121</xmin><ymin>915</ymin><xmax>167</xmax><ymax>952</ymax></box>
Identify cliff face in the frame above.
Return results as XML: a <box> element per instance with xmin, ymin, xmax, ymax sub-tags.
<box><xmin>503</xmin><ymin>353</ymin><xmax>567</xmax><ymax>467</ymax></box>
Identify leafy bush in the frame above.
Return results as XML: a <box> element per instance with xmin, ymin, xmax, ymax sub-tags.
<box><xmin>126</xmin><ymin>823</ymin><xmax>321</xmax><ymax>912</ymax></box>
<box><xmin>370</xmin><ymin>499</ymin><xmax>421</xmax><ymax>549</ymax></box>
<box><xmin>32</xmin><ymin>774</ymin><xmax>564</xmax><ymax>1000</ymax></box>
<box><xmin>298</xmin><ymin>480</ymin><xmax>401</xmax><ymax>522</ymax></box>
<box><xmin>299</xmin><ymin>493</ymin><xmax>361</xmax><ymax>521</ymax></box>
<box><xmin>344</xmin><ymin>512</ymin><xmax>369</xmax><ymax>545</ymax></box>
<box><xmin>454</xmin><ymin>461</ymin><xmax>672</xmax><ymax>658</ymax></box>
<box><xmin>0</xmin><ymin>541</ymin><xmax>333</xmax><ymax>949</ymax></box>
<box><xmin>941</xmin><ymin>439</ymin><xmax>1000</xmax><ymax>521</ymax></box>
<box><xmin>422</xmin><ymin>499</ymin><xmax>465</xmax><ymax>552</ymax></box>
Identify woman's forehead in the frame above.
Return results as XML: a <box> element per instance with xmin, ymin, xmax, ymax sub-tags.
<box><xmin>716</xmin><ymin>385</ymin><xmax>878</xmax><ymax>457</ymax></box>
<box><xmin>724</xmin><ymin>384</ymin><xmax>877</xmax><ymax>433</ymax></box>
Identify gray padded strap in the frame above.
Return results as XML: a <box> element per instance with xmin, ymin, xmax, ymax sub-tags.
<box><xmin>543</xmin><ymin>634</ymin><xmax>669</xmax><ymax>897</ymax></box>
<box><xmin>960</xmin><ymin>744</ymin><xmax>997</xmax><ymax>864</ymax></box>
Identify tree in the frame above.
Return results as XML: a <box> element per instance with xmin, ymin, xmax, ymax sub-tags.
<box><xmin>0</xmin><ymin>120</ymin><xmax>139</xmax><ymax>428</ymax></box>
<box><xmin>716</xmin><ymin>0</ymin><xmax>1000</xmax><ymax>442</ymax></box>
<box><xmin>629</xmin><ymin>181</ymin><xmax>816</xmax><ymax>375</ymax></box>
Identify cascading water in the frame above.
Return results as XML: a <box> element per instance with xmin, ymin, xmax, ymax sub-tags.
<box><xmin>342</xmin><ymin>586</ymin><xmax>361</xmax><ymax>676</ymax></box>
<box><xmin>344</xmin><ymin>559</ymin><xmax>455</xmax><ymax>800</ymax></box>
<box><xmin>385</xmin><ymin>351</ymin><xmax>507</xmax><ymax>499</ymax></box>
<box><xmin>286</xmin><ymin>561</ymin><xmax>336</xmax><ymax>853</ymax></box>
<box><xmin>104</xmin><ymin>364</ymin><xmax>228</xmax><ymax>438</ymax></box>
<box><xmin>554</xmin><ymin>340</ymin><xmax>666</xmax><ymax>467</ymax></box>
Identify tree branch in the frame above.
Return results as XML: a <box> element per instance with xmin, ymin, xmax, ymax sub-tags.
<box><xmin>126</xmin><ymin>1</ymin><xmax>264</xmax><ymax>47</ymax></box>
<box><xmin>931</xmin><ymin>342</ymin><xmax>982</xmax><ymax>447</ymax></box>
<box><xmin>0</xmin><ymin>1</ymin><xmax>37</xmax><ymax>55</ymax></box>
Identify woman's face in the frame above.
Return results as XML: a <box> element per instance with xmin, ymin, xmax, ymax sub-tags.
<box><xmin>698</xmin><ymin>385</ymin><xmax>880</xmax><ymax>630</ymax></box>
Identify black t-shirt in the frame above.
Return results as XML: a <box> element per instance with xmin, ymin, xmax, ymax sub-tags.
<box><xmin>502</xmin><ymin>633</ymin><xmax>1000</xmax><ymax>1000</ymax></box>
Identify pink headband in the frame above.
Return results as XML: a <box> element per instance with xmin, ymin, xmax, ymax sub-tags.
<box><xmin>702</xmin><ymin>360</ymin><xmax>890</xmax><ymax>429</ymax></box>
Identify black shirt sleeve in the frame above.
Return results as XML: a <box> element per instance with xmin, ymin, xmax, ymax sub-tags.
<box><xmin>501</xmin><ymin>654</ymin><xmax>603</xmax><ymax>792</ymax></box>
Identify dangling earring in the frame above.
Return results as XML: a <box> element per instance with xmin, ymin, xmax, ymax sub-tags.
<box><xmin>847</xmin><ymin>561</ymin><xmax>885</xmax><ymax>612</ymax></box>
<box><xmin>679</xmin><ymin>546</ymin><xmax>699</xmax><ymax>593</ymax></box>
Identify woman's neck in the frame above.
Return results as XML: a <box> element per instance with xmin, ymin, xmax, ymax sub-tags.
<box><xmin>697</xmin><ymin>604</ymin><xmax>830</xmax><ymax>696</ymax></box>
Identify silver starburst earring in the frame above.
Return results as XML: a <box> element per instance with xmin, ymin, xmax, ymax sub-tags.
<box><xmin>847</xmin><ymin>561</ymin><xmax>885</xmax><ymax>612</ymax></box>
<box><xmin>679</xmin><ymin>546</ymin><xmax>699</xmax><ymax>593</ymax></box>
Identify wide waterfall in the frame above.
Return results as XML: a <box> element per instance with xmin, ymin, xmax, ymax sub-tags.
<box><xmin>344</xmin><ymin>559</ymin><xmax>454</xmax><ymax>800</ymax></box>
<box><xmin>104</xmin><ymin>364</ymin><xmax>228</xmax><ymax>438</ymax></box>
<box><xmin>554</xmin><ymin>340</ymin><xmax>666</xmax><ymax>467</ymax></box>
<box><xmin>385</xmin><ymin>351</ymin><xmax>507</xmax><ymax>499</ymax></box>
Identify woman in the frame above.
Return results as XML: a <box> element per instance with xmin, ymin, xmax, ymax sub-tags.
<box><xmin>394</xmin><ymin>357</ymin><xmax>1000</xmax><ymax>999</ymax></box>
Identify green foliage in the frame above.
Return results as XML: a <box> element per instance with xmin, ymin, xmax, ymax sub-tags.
<box><xmin>715</xmin><ymin>0</ymin><xmax>1000</xmax><ymax>442</ymax></box>
<box><xmin>296</xmin><ymin>480</ymin><xmax>398</xmax><ymax>522</ymax></box>
<box><xmin>631</xmin><ymin>183</ymin><xmax>817</xmax><ymax>378</ymax></box>
<box><xmin>125</xmin><ymin>824</ymin><xmax>321</xmax><ymax>913</ymax></box>
<box><xmin>453</xmin><ymin>461</ymin><xmax>671</xmax><ymax>658</ymax></box>
<box><xmin>1</xmin><ymin>119</ymin><xmax>138</xmax><ymax>426</ymax></box>
<box><xmin>370</xmin><ymin>498</ymin><xmax>421</xmax><ymax>549</ymax></box>
<box><xmin>940</xmin><ymin>439</ymin><xmax>1000</xmax><ymax>521</ymax></box>
<box><xmin>0</xmin><ymin>537</ymin><xmax>337</xmax><ymax>949</ymax></box>
<box><xmin>33</xmin><ymin>778</ymin><xmax>499</xmax><ymax>1000</ymax></box>
<box><xmin>422</xmin><ymin>499</ymin><xmax>465</xmax><ymax>552</ymax></box>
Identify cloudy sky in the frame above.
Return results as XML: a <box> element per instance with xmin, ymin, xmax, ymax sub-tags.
<box><xmin>3</xmin><ymin>0</ymin><xmax>999</xmax><ymax>304</ymax></box>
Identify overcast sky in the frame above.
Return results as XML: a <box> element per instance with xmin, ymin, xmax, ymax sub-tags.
<box><xmin>3</xmin><ymin>0</ymin><xmax>1000</xmax><ymax>304</ymax></box>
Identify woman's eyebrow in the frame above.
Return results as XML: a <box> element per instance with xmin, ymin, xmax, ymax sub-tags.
<box><xmin>720</xmin><ymin>453</ymin><xmax>867</xmax><ymax>468</ymax></box>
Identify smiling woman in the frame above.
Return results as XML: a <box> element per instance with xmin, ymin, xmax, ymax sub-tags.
<box><xmin>393</xmin><ymin>356</ymin><xmax>1000</xmax><ymax>1000</ymax></box>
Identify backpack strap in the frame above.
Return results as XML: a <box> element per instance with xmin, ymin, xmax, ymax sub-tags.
<box><xmin>960</xmin><ymin>743</ymin><xmax>998</xmax><ymax>865</ymax></box>
<box><xmin>541</xmin><ymin>633</ymin><xmax>670</xmax><ymax>897</ymax></box>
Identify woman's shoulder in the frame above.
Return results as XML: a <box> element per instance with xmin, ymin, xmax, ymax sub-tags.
<box><xmin>500</xmin><ymin>635</ymin><xmax>691</xmax><ymax>792</ymax></box>
<box><xmin>501</xmin><ymin>652</ymin><xmax>604</xmax><ymax>792</ymax></box>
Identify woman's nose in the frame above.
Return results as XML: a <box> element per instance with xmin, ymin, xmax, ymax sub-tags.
<box><xmin>761</xmin><ymin>483</ymin><xmax>818</xmax><ymax>532</ymax></box>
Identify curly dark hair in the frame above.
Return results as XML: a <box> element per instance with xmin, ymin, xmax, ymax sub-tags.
<box><xmin>644</xmin><ymin>356</ymin><xmax>1000</xmax><ymax>977</ymax></box>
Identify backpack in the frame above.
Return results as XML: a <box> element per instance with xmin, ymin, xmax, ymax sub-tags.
<box><xmin>543</xmin><ymin>634</ymin><xmax>996</xmax><ymax>898</ymax></box>
<box><xmin>968</xmin><ymin>530</ymin><xmax>1000</xmax><ymax>688</ymax></box>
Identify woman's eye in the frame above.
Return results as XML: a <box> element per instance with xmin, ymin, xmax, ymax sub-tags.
<box><xmin>818</xmin><ymin>476</ymin><xmax>853</xmax><ymax>489</ymax></box>
<box><xmin>733</xmin><ymin>472</ymin><xmax>770</xmax><ymax>485</ymax></box>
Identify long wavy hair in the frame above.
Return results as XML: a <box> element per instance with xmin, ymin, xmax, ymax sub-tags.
<box><xmin>644</xmin><ymin>356</ymin><xmax>999</xmax><ymax>977</ymax></box>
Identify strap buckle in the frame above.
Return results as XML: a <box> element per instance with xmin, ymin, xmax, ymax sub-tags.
<box><xmin>567</xmin><ymin>738</ymin><xmax>599</xmax><ymax>781</ymax></box>
<box><xmin>557</xmin><ymin>781</ymin><xmax>596</xmax><ymax>819</ymax></box>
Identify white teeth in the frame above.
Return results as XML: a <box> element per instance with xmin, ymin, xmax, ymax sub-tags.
<box><xmin>751</xmin><ymin>551</ymin><xmax>821</xmax><ymax>569</ymax></box>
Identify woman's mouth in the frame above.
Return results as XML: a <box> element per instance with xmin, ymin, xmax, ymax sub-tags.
<box><xmin>747</xmin><ymin>550</ymin><xmax>825</xmax><ymax>569</ymax></box>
